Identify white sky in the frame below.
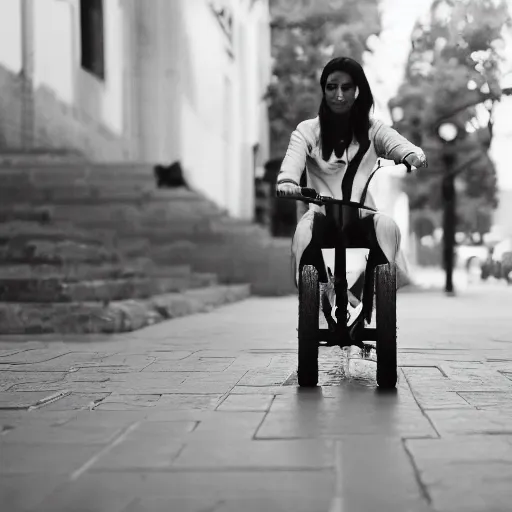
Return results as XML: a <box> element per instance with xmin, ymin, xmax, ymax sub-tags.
<box><xmin>364</xmin><ymin>0</ymin><xmax>512</xmax><ymax>190</ymax></box>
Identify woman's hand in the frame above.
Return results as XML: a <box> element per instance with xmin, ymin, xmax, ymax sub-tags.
<box><xmin>404</xmin><ymin>152</ymin><xmax>428</xmax><ymax>168</ymax></box>
<box><xmin>276</xmin><ymin>182</ymin><xmax>302</xmax><ymax>198</ymax></box>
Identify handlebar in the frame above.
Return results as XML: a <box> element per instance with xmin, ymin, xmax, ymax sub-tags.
<box><xmin>277</xmin><ymin>187</ymin><xmax>379</xmax><ymax>211</ymax></box>
<box><xmin>277</xmin><ymin>161</ymin><xmax>416</xmax><ymax>211</ymax></box>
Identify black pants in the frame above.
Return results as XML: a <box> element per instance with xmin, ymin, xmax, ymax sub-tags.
<box><xmin>299</xmin><ymin>207</ymin><xmax>389</xmax><ymax>321</ymax></box>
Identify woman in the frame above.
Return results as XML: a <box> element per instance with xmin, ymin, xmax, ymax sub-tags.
<box><xmin>277</xmin><ymin>57</ymin><xmax>427</xmax><ymax>328</ymax></box>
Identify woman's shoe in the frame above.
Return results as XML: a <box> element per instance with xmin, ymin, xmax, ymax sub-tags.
<box><xmin>347</xmin><ymin>302</ymin><xmax>363</xmax><ymax>327</ymax></box>
<box><xmin>331</xmin><ymin>301</ymin><xmax>363</xmax><ymax>327</ymax></box>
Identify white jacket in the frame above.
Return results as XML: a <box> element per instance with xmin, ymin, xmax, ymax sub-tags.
<box><xmin>278</xmin><ymin>116</ymin><xmax>424</xmax><ymax>210</ymax></box>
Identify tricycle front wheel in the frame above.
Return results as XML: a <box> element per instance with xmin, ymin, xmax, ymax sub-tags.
<box><xmin>298</xmin><ymin>265</ymin><xmax>319</xmax><ymax>387</ymax></box>
<box><xmin>375</xmin><ymin>262</ymin><xmax>397</xmax><ymax>389</ymax></box>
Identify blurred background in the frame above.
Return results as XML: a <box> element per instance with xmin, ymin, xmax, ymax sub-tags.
<box><xmin>0</xmin><ymin>0</ymin><xmax>511</xmax><ymax>334</ymax></box>
<box><xmin>264</xmin><ymin>0</ymin><xmax>512</xmax><ymax>295</ymax></box>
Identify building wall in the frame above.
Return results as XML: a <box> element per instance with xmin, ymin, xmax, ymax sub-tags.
<box><xmin>494</xmin><ymin>190</ymin><xmax>512</xmax><ymax>238</ymax></box>
<box><xmin>165</xmin><ymin>0</ymin><xmax>271</xmax><ymax>218</ymax></box>
<box><xmin>0</xmin><ymin>0</ymin><xmax>133</xmax><ymax>158</ymax></box>
<box><xmin>0</xmin><ymin>0</ymin><xmax>24</xmax><ymax>148</ymax></box>
<box><xmin>32</xmin><ymin>0</ymin><xmax>132</xmax><ymax>159</ymax></box>
<box><xmin>0</xmin><ymin>0</ymin><xmax>271</xmax><ymax>220</ymax></box>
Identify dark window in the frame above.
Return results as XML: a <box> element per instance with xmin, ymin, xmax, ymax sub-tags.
<box><xmin>80</xmin><ymin>0</ymin><xmax>105</xmax><ymax>80</ymax></box>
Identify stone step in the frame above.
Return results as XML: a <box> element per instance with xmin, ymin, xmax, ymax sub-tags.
<box><xmin>0</xmin><ymin>166</ymin><xmax>211</xmax><ymax>202</ymax></box>
<box><xmin>0</xmin><ymin>284</ymin><xmax>250</xmax><ymax>333</ymax></box>
<box><xmin>0</xmin><ymin>183</ymin><xmax>214</xmax><ymax>207</ymax></box>
<box><xmin>119</xmin><ymin>223</ymin><xmax>216</xmax><ymax>241</ymax></box>
<box><xmin>0</xmin><ymin>206</ymin><xmax>52</xmax><ymax>224</ymax></box>
<box><xmin>149</xmin><ymin>241</ymin><xmax>196</xmax><ymax>265</ymax></box>
<box><xmin>50</xmin><ymin>203</ymin><xmax>224</xmax><ymax>227</ymax></box>
<box><xmin>0</xmin><ymin>150</ymin><xmax>86</xmax><ymax>166</ymax></box>
<box><xmin>0</xmin><ymin>164</ymin><xmax>153</xmax><ymax>183</ymax></box>
<box><xmin>0</xmin><ymin>221</ymin><xmax>113</xmax><ymax>245</ymax></box>
<box><xmin>0</xmin><ymin>239</ymin><xmax>119</xmax><ymax>265</ymax></box>
<box><xmin>104</xmin><ymin>223</ymin><xmax>270</xmax><ymax>247</ymax></box>
<box><xmin>111</xmin><ymin>239</ymin><xmax>195</xmax><ymax>265</ymax></box>
<box><xmin>64</xmin><ymin>217</ymin><xmax>219</xmax><ymax>236</ymax></box>
<box><xmin>0</xmin><ymin>272</ymin><xmax>217</xmax><ymax>302</ymax></box>
<box><xmin>0</xmin><ymin>184</ymin><xmax>154</xmax><ymax>205</ymax></box>
<box><xmin>185</xmin><ymin>239</ymin><xmax>295</xmax><ymax>296</ymax></box>
<box><xmin>209</xmin><ymin>219</ymin><xmax>271</xmax><ymax>237</ymax></box>
<box><xmin>113</xmin><ymin>237</ymin><xmax>151</xmax><ymax>257</ymax></box>
<box><xmin>0</xmin><ymin>202</ymin><xmax>225</xmax><ymax>230</ymax></box>
<box><xmin>141</xmin><ymin>263</ymin><xmax>192</xmax><ymax>277</ymax></box>
<box><xmin>0</xmin><ymin>263</ymin><xmax>191</xmax><ymax>281</ymax></box>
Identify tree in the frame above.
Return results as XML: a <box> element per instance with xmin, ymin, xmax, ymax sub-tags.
<box><xmin>390</xmin><ymin>0</ymin><xmax>511</xmax><ymax>292</ymax></box>
<box><xmin>391</xmin><ymin>0</ymin><xmax>511</xmax><ymax>229</ymax></box>
<box><xmin>267</xmin><ymin>0</ymin><xmax>381</xmax><ymax>158</ymax></box>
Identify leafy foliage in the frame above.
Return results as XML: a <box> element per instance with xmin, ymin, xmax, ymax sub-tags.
<box><xmin>267</xmin><ymin>0</ymin><xmax>381</xmax><ymax>157</ymax></box>
<box><xmin>390</xmin><ymin>0</ymin><xmax>512</xmax><ymax>237</ymax></box>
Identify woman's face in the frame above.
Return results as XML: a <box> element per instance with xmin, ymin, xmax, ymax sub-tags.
<box><xmin>324</xmin><ymin>71</ymin><xmax>357</xmax><ymax>114</ymax></box>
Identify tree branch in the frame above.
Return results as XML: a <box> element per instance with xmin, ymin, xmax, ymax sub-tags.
<box><xmin>424</xmin><ymin>153</ymin><xmax>484</xmax><ymax>178</ymax></box>
<box><xmin>270</xmin><ymin>15</ymin><xmax>348</xmax><ymax>29</ymax></box>
<box><xmin>435</xmin><ymin>87</ymin><xmax>512</xmax><ymax>125</ymax></box>
<box><xmin>448</xmin><ymin>153</ymin><xmax>483</xmax><ymax>178</ymax></box>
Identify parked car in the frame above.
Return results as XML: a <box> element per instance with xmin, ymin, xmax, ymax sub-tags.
<box><xmin>481</xmin><ymin>238</ymin><xmax>512</xmax><ymax>283</ymax></box>
<box><xmin>502</xmin><ymin>252</ymin><xmax>512</xmax><ymax>284</ymax></box>
<box><xmin>456</xmin><ymin>243</ymin><xmax>489</xmax><ymax>276</ymax></box>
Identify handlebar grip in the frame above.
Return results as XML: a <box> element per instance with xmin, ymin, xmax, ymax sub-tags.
<box><xmin>300</xmin><ymin>187</ymin><xmax>318</xmax><ymax>199</ymax></box>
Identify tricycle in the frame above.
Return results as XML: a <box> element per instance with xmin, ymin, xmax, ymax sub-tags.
<box><xmin>278</xmin><ymin>161</ymin><xmax>413</xmax><ymax>389</ymax></box>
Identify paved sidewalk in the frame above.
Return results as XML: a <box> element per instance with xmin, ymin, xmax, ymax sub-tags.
<box><xmin>1</xmin><ymin>278</ymin><xmax>512</xmax><ymax>511</ymax></box>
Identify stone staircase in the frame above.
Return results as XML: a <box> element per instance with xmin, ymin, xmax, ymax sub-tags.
<box><xmin>0</xmin><ymin>162</ymin><xmax>294</xmax><ymax>334</ymax></box>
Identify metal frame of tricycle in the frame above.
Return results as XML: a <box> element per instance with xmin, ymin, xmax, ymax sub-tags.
<box><xmin>297</xmin><ymin>189</ymin><xmax>382</xmax><ymax>348</ymax></box>
<box><xmin>282</xmin><ymin>160</ymin><xmax>414</xmax><ymax>387</ymax></box>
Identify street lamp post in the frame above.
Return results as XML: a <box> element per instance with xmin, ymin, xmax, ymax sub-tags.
<box><xmin>442</xmin><ymin>154</ymin><xmax>456</xmax><ymax>295</ymax></box>
<box><xmin>437</xmin><ymin>122</ymin><xmax>459</xmax><ymax>296</ymax></box>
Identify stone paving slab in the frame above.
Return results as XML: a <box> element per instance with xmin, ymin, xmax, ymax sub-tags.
<box><xmin>0</xmin><ymin>442</ymin><xmax>101</xmax><ymax>475</ymax></box>
<box><xmin>0</xmin><ymin>410</ymin><xmax>79</xmax><ymax>434</ymax></box>
<box><xmin>172</xmin><ymin>439</ymin><xmax>336</xmax><ymax>470</ymax></box>
<box><xmin>0</xmin><ymin>474</ymin><xmax>65</xmax><ymax>512</ymax></box>
<box><xmin>8</xmin><ymin>380</ymin><xmax>110</xmax><ymax>393</ymax></box>
<box><xmin>29</xmin><ymin>471</ymin><xmax>335</xmax><ymax>512</ymax></box>
<box><xmin>257</xmin><ymin>408</ymin><xmax>437</xmax><ymax>440</ymax></box>
<box><xmin>215</xmin><ymin>393</ymin><xmax>273</xmax><ymax>412</ymax></box>
<box><xmin>123</xmin><ymin>495</ymin><xmax>332</xmax><ymax>512</ymax></box>
<box><xmin>152</xmin><ymin>394</ymin><xmax>224</xmax><ymax>410</ymax></box>
<box><xmin>94</xmin><ymin>394</ymin><xmax>162</xmax><ymax>411</ymax></box>
<box><xmin>185</xmin><ymin>411</ymin><xmax>266</xmax><ymax>441</ymax></box>
<box><xmin>171</xmin><ymin>379</ymin><xmax>241</xmax><ymax>395</ymax></box>
<box><xmin>0</xmin><ymin>351</ymin><xmax>110</xmax><ymax>371</ymax></box>
<box><xmin>3</xmin><ymin>422</ymin><xmax>124</xmax><ymax>445</ymax></box>
<box><xmin>42</xmin><ymin>393</ymin><xmax>111</xmax><ymax>411</ymax></box>
<box><xmin>0</xmin><ymin>371</ymin><xmax>67</xmax><ymax>392</ymax></box>
<box><xmin>457</xmin><ymin>390</ymin><xmax>512</xmax><ymax>409</ymax></box>
<box><xmin>406</xmin><ymin>436</ymin><xmax>512</xmax><ymax>512</ymax></box>
<box><xmin>229</xmin><ymin>385</ymin><xmax>302</xmax><ymax>395</ymax></box>
<box><xmin>142</xmin><ymin>357</ymin><xmax>236</xmax><ymax>372</ymax></box>
<box><xmin>329</xmin><ymin>437</ymin><xmax>433</xmax><ymax>512</ymax></box>
<box><xmin>0</xmin><ymin>391</ymin><xmax>69</xmax><ymax>410</ymax></box>
<box><xmin>0</xmin><ymin>284</ymin><xmax>251</xmax><ymax>334</ymax></box>
<box><xmin>90</xmin><ymin>421</ymin><xmax>196</xmax><ymax>471</ymax></box>
<box><xmin>1</xmin><ymin>285</ymin><xmax>512</xmax><ymax>511</ymax></box>
<box><xmin>426</xmin><ymin>408</ymin><xmax>512</xmax><ymax>436</ymax></box>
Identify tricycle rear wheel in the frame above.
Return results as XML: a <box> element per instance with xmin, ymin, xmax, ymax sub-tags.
<box><xmin>375</xmin><ymin>263</ymin><xmax>397</xmax><ymax>389</ymax></box>
<box><xmin>298</xmin><ymin>265</ymin><xmax>319</xmax><ymax>387</ymax></box>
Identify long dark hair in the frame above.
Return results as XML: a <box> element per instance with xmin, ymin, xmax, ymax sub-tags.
<box><xmin>318</xmin><ymin>57</ymin><xmax>374</xmax><ymax>161</ymax></box>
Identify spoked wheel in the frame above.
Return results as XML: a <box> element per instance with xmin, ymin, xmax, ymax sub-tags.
<box><xmin>298</xmin><ymin>265</ymin><xmax>319</xmax><ymax>387</ymax></box>
<box><xmin>375</xmin><ymin>262</ymin><xmax>397</xmax><ymax>389</ymax></box>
